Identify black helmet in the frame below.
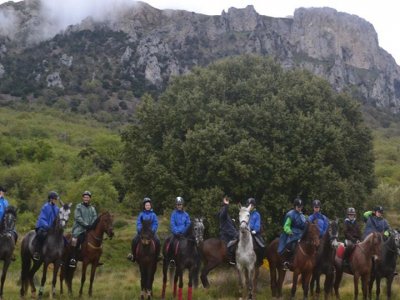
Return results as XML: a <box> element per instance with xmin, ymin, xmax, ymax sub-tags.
<box><xmin>82</xmin><ymin>191</ymin><xmax>92</xmax><ymax>197</ymax></box>
<box><xmin>247</xmin><ymin>198</ymin><xmax>256</xmax><ymax>206</ymax></box>
<box><xmin>176</xmin><ymin>196</ymin><xmax>184</xmax><ymax>205</ymax></box>
<box><xmin>312</xmin><ymin>199</ymin><xmax>321</xmax><ymax>208</ymax></box>
<box><xmin>143</xmin><ymin>197</ymin><xmax>152</xmax><ymax>204</ymax></box>
<box><xmin>0</xmin><ymin>186</ymin><xmax>6</xmax><ymax>192</ymax></box>
<box><xmin>293</xmin><ymin>197</ymin><xmax>303</xmax><ymax>207</ymax></box>
<box><xmin>48</xmin><ymin>191</ymin><xmax>59</xmax><ymax>201</ymax></box>
<box><xmin>374</xmin><ymin>206</ymin><xmax>384</xmax><ymax>213</ymax></box>
<box><xmin>347</xmin><ymin>207</ymin><xmax>356</xmax><ymax>215</ymax></box>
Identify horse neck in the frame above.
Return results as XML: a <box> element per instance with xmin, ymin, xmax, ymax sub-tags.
<box><xmin>358</xmin><ymin>234</ymin><xmax>377</xmax><ymax>258</ymax></box>
<box><xmin>238</xmin><ymin>228</ymin><xmax>253</xmax><ymax>251</ymax></box>
<box><xmin>300</xmin><ymin>228</ymin><xmax>318</xmax><ymax>254</ymax></box>
<box><xmin>382</xmin><ymin>235</ymin><xmax>398</xmax><ymax>262</ymax></box>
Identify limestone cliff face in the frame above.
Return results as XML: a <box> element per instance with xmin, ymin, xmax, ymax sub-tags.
<box><xmin>1</xmin><ymin>1</ymin><xmax>399</xmax><ymax>113</ymax></box>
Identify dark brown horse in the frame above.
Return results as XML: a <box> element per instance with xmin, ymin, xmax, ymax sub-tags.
<box><xmin>0</xmin><ymin>206</ymin><xmax>17</xmax><ymax>300</ymax></box>
<box><xmin>266</xmin><ymin>222</ymin><xmax>320</xmax><ymax>300</ymax></box>
<box><xmin>135</xmin><ymin>219</ymin><xmax>160</xmax><ymax>300</ymax></box>
<box><xmin>334</xmin><ymin>231</ymin><xmax>383</xmax><ymax>300</ymax></box>
<box><xmin>199</xmin><ymin>238</ymin><xmax>229</xmax><ymax>288</ymax></box>
<box><xmin>310</xmin><ymin>219</ymin><xmax>339</xmax><ymax>299</ymax></box>
<box><xmin>369</xmin><ymin>229</ymin><xmax>400</xmax><ymax>300</ymax></box>
<box><xmin>62</xmin><ymin>212</ymin><xmax>114</xmax><ymax>297</ymax></box>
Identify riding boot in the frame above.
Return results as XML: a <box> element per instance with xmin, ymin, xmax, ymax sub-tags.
<box><xmin>69</xmin><ymin>245</ymin><xmax>78</xmax><ymax>268</ymax></box>
<box><xmin>127</xmin><ymin>236</ymin><xmax>139</xmax><ymax>262</ymax></box>
<box><xmin>33</xmin><ymin>237</ymin><xmax>41</xmax><ymax>261</ymax></box>
<box><xmin>342</xmin><ymin>246</ymin><xmax>352</xmax><ymax>269</ymax></box>
<box><xmin>227</xmin><ymin>244</ymin><xmax>236</xmax><ymax>265</ymax></box>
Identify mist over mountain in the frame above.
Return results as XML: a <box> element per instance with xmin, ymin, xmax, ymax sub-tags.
<box><xmin>1</xmin><ymin>0</ymin><xmax>400</xmax><ymax>120</ymax></box>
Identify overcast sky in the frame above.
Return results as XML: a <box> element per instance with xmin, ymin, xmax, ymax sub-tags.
<box><xmin>0</xmin><ymin>0</ymin><xmax>398</xmax><ymax>64</ymax></box>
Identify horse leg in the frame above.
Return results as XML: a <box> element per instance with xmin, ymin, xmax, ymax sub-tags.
<box><xmin>161</xmin><ymin>259</ymin><xmax>168</xmax><ymax>299</ymax></box>
<box><xmin>177</xmin><ymin>268</ymin><xmax>183</xmax><ymax>300</ymax></box>
<box><xmin>51</xmin><ymin>263</ymin><xmax>60</xmax><ymax>298</ymax></box>
<box><xmin>291</xmin><ymin>271</ymin><xmax>299</xmax><ymax>300</ymax></box>
<box><xmin>253</xmin><ymin>266</ymin><xmax>259</xmax><ymax>298</ymax></box>
<box><xmin>324</xmin><ymin>271</ymin><xmax>334</xmax><ymax>300</ymax></box>
<box><xmin>386</xmin><ymin>275</ymin><xmax>394</xmax><ymax>300</ymax></box>
<box><xmin>353</xmin><ymin>273</ymin><xmax>359</xmax><ymax>300</ymax></box>
<box><xmin>277</xmin><ymin>268</ymin><xmax>286</xmax><ymax>299</ymax></box>
<box><xmin>188</xmin><ymin>266</ymin><xmax>194</xmax><ymax>300</ymax></box>
<box><xmin>0</xmin><ymin>259</ymin><xmax>10</xmax><ymax>300</ymax></box>
<box><xmin>248</xmin><ymin>266</ymin><xmax>256</xmax><ymax>300</ymax></box>
<box><xmin>374</xmin><ymin>276</ymin><xmax>381</xmax><ymax>300</ymax></box>
<box><xmin>28</xmin><ymin>260</ymin><xmax>42</xmax><ymax>298</ymax></box>
<box><xmin>361</xmin><ymin>274</ymin><xmax>369</xmax><ymax>300</ymax></box>
<box><xmin>302</xmin><ymin>271</ymin><xmax>313</xmax><ymax>300</ymax></box>
<box><xmin>88</xmin><ymin>262</ymin><xmax>99</xmax><ymax>297</ymax></box>
<box><xmin>39</xmin><ymin>262</ymin><xmax>49</xmax><ymax>298</ymax></box>
<box><xmin>333</xmin><ymin>268</ymin><xmax>343</xmax><ymax>300</ymax></box>
<box><xmin>79</xmin><ymin>261</ymin><xmax>88</xmax><ymax>296</ymax></box>
<box><xmin>200</xmin><ymin>259</ymin><xmax>219</xmax><ymax>288</ymax></box>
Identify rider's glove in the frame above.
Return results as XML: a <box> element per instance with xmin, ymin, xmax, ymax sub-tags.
<box><xmin>251</xmin><ymin>230</ymin><xmax>256</xmax><ymax>235</ymax></box>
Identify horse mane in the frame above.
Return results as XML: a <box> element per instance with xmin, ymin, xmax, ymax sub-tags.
<box><xmin>184</xmin><ymin>222</ymin><xmax>195</xmax><ymax>238</ymax></box>
<box><xmin>140</xmin><ymin>219</ymin><xmax>154</xmax><ymax>236</ymax></box>
<box><xmin>5</xmin><ymin>206</ymin><xmax>17</xmax><ymax>217</ymax></box>
<box><xmin>90</xmin><ymin>212</ymin><xmax>109</xmax><ymax>230</ymax></box>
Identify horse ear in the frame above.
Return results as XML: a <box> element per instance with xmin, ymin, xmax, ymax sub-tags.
<box><xmin>246</xmin><ymin>204</ymin><xmax>251</xmax><ymax>210</ymax></box>
<box><xmin>68</xmin><ymin>202</ymin><xmax>73</xmax><ymax>208</ymax></box>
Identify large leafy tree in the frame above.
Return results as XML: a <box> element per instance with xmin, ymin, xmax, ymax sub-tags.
<box><xmin>122</xmin><ymin>56</ymin><xmax>375</xmax><ymax>237</ymax></box>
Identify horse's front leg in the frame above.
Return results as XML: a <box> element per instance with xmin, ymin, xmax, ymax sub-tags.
<box><xmin>39</xmin><ymin>262</ymin><xmax>49</xmax><ymax>298</ymax></box>
<box><xmin>88</xmin><ymin>261</ymin><xmax>99</xmax><ymax>297</ymax></box>
<box><xmin>361</xmin><ymin>274</ymin><xmax>370</xmax><ymax>300</ymax></box>
<box><xmin>188</xmin><ymin>266</ymin><xmax>195</xmax><ymax>300</ymax></box>
<box><xmin>79</xmin><ymin>261</ymin><xmax>88</xmax><ymax>296</ymax></box>
<box><xmin>28</xmin><ymin>260</ymin><xmax>42</xmax><ymax>297</ymax></box>
<box><xmin>353</xmin><ymin>273</ymin><xmax>359</xmax><ymax>300</ymax></box>
<box><xmin>291</xmin><ymin>270</ymin><xmax>299</xmax><ymax>300</ymax></box>
<box><xmin>51</xmin><ymin>262</ymin><xmax>60</xmax><ymax>298</ymax></box>
<box><xmin>324</xmin><ymin>271</ymin><xmax>334</xmax><ymax>299</ymax></box>
<box><xmin>161</xmin><ymin>259</ymin><xmax>168</xmax><ymax>299</ymax></box>
<box><xmin>302</xmin><ymin>271</ymin><xmax>313</xmax><ymax>300</ymax></box>
<box><xmin>334</xmin><ymin>267</ymin><xmax>343</xmax><ymax>300</ymax></box>
<box><xmin>386</xmin><ymin>275</ymin><xmax>394</xmax><ymax>300</ymax></box>
<box><xmin>248</xmin><ymin>266</ymin><xmax>256</xmax><ymax>300</ymax></box>
<box><xmin>177</xmin><ymin>268</ymin><xmax>183</xmax><ymax>300</ymax></box>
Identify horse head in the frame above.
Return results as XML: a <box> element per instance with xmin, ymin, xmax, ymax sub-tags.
<box><xmin>369</xmin><ymin>232</ymin><xmax>383</xmax><ymax>261</ymax></box>
<box><xmin>328</xmin><ymin>219</ymin><xmax>339</xmax><ymax>248</ymax></box>
<box><xmin>59</xmin><ymin>203</ymin><xmax>72</xmax><ymax>228</ymax></box>
<box><xmin>98</xmin><ymin>212</ymin><xmax>114</xmax><ymax>239</ymax></box>
<box><xmin>388</xmin><ymin>229</ymin><xmax>400</xmax><ymax>256</ymax></box>
<box><xmin>238</xmin><ymin>205</ymin><xmax>251</xmax><ymax>232</ymax></box>
<box><xmin>192</xmin><ymin>217</ymin><xmax>204</xmax><ymax>245</ymax></box>
<box><xmin>3</xmin><ymin>206</ymin><xmax>17</xmax><ymax>232</ymax></box>
<box><xmin>140</xmin><ymin>219</ymin><xmax>154</xmax><ymax>246</ymax></box>
<box><xmin>304</xmin><ymin>221</ymin><xmax>320</xmax><ymax>249</ymax></box>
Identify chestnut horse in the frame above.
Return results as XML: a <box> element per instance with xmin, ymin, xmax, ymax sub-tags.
<box><xmin>334</xmin><ymin>231</ymin><xmax>383</xmax><ymax>300</ymax></box>
<box><xmin>266</xmin><ymin>221</ymin><xmax>320</xmax><ymax>300</ymax></box>
<box><xmin>62</xmin><ymin>212</ymin><xmax>114</xmax><ymax>297</ymax></box>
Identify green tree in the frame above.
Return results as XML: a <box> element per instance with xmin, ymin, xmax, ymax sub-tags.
<box><xmin>122</xmin><ymin>56</ymin><xmax>375</xmax><ymax>237</ymax></box>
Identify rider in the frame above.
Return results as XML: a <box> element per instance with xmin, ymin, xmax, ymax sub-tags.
<box><xmin>69</xmin><ymin>190</ymin><xmax>98</xmax><ymax>268</ymax></box>
<box><xmin>247</xmin><ymin>197</ymin><xmax>265</xmax><ymax>266</ymax></box>
<box><xmin>127</xmin><ymin>197</ymin><xmax>160</xmax><ymax>262</ymax></box>
<box><xmin>0</xmin><ymin>186</ymin><xmax>9</xmax><ymax>222</ymax></box>
<box><xmin>308</xmin><ymin>199</ymin><xmax>329</xmax><ymax>238</ymax></box>
<box><xmin>167</xmin><ymin>196</ymin><xmax>191</xmax><ymax>263</ymax></box>
<box><xmin>33</xmin><ymin>191</ymin><xmax>60</xmax><ymax>261</ymax></box>
<box><xmin>218</xmin><ymin>196</ymin><xmax>238</xmax><ymax>265</ymax></box>
<box><xmin>278</xmin><ymin>197</ymin><xmax>307</xmax><ymax>270</ymax></box>
<box><xmin>363</xmin><ymin>205</ymin><xmax>390</xmax><ymax>239</ymax></box>
<box><xmin>342</xmin><ymin>207</ymin><xmax>362</xmax><ymax>267</ymax></box>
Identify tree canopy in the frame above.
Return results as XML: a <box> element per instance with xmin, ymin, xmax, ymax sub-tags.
<box><xmin>122</xmin><ymin>55</ymin><xmax>375</xmax><ymax>237</ymax></box>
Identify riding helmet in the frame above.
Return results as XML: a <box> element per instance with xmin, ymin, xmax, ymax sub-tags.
<box><xmin>347</xmin><ymin>207</ymin><xmax>356</xmax><ymax>215</ymax></box>
<box><xmin>293</xmin><ymin>197</ymin><xmax>303</xmax><ymax>207</ymax></box>
<box><xmin>0</xmin><ymin>186</ymin><xmax>6</xmax><ymax>192</ymax></box>
<box><xmin>374</xmin><ymin>205</ymin><xmax>384</xmax><ymax>213</ymax></box>
<box><xmin>175</xmin><ymin>196</ymin><xmax>184</xmax><ymax>205</ymax></box>
<box><xmin>82</xmin><ymin>190</ymin><xmax>92</xmax><ymax>197</ymax></box>
<box><xmin>312</xmin><ymin>199</ymin><xmax>321</xmax><ymax>208</ymax></box>
<box><xmin>143</xmin><ymin>197</ymin><xmax>152</xmax><ymax>204</ymax></box>
<box><xmin>247</xmin><ymin>198</ymin><xmax>256</xmax><ymax>206</ymax></box>
<box><xmin>48</xmin><ymin>191</ymin><xmax>59</xmax><ymax>201</ymax></box>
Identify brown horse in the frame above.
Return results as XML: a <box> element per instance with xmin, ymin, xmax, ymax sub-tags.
<box><xmin>334</xmin><ymin>231</ymin><xmax>383</xmax><ymax>300</ymax></box>
<box><xmin>266</xmin><ymin>222</ymin><xmax>320</xmax><ymax>300</ymax></box>
<box><xmin>62</xmin><ymin>212</ymin><xmax>114</xmax><ymax>297</ymax></box>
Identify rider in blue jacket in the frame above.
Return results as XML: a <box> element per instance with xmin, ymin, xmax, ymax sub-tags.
<box><xmin>33</xmin><ymin>191</ymin><xmax>60</xmax><ymax>260</ymax></box>
<box><xmin>0</xmin><ymin>186</ymin><xmax>9</xmax><ymax>222</ymax></box>
<box><xmin>278</xmin><ymin>197</ymin><xmax>307</xmax><ymax>270</ymax></box>
<box><xmin>308</xmin><ymin>199</ymin><xmax>329</xmax><ymax>237</ymax></box>
<box><xmin>247</xmin><ymin>197</ymin><xmax>265</xmax><ymax>266</ymax></box>
<box><xmin>166</xmin><ymin>196</ymin><xmax>190</xmax><ymax>261</ymax></box>
<box><xmin>363</xmin><ymin>206</ymin><xmax>390</xmax><ymax>239</ymax></box>
<box><xmin>127</xmin><ymin>197</ymin><xmax>160</xmax><ymax>262</ymax></box>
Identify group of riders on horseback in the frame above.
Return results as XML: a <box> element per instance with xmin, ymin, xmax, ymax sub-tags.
<box><xmin>125</xmin><ymin>192</ymin><xmax>393</xmax><ymax>277</ymax></box>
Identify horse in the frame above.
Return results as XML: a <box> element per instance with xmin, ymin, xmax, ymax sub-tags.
<box><xmin>161</xmin><ymin>218</ymin><xmax>204</xmax><ymax>300</ymax></box>
<box><xmin>334</xmin><ymin>231</ymin><xmax>383</xmax><ymax>300</ymax></box>
<box><xmin>236</xmin><ymin>205</ymin><xmax>257</xmax><ymax>300</ymax></box>
<box><xmin>20</xmin><ymin>203</ymin><xmax>72</xmax><ymax>299</ymax></box>
<box><xmin>310</xmin><ymin>219</ymin><xmax>339</xmax><ymax>299</ymax></box>
<box><xmin>135</xmin><ymin>219</ymin><xmax>160</xmax><ymax>300</ymax></box>
<box><xmin>62</xmin><ymin>211</ymin><xmax>114</xmax><ymax>297</ymax></box>
<box><xmin>266</xmin><ymin>221</ymin><xmax>320</xmax><ymax>300</ymax></box>
<box><xmin>199</xmin><ymin>237</ymin><xmax>230</xmax><ymax>288</ymax></box>
<box><xmin>368</xmin><ymin>229</ymin><xmax>400</xmax><ymax>300</ymax></box>
<box><xmin>0</xmin><ymin>206</ymin><xmax>17</xmax><ymax>300</ymax></box>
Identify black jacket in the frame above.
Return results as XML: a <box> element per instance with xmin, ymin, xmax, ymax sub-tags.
<box><xmin>218</xmin><ymin>204</ymin><xmax>238</xmax><ymax>243</ymax></box>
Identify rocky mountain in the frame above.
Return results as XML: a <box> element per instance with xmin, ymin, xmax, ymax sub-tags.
<box><xmin>1</xmin><ymin>0</ymin><xmax>400</xmax><ymax>117</ymax></box>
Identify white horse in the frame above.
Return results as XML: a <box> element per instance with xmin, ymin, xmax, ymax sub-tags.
<box><xmin>236</xmin><ymin>205</ymin><xmax>257</xmax><ymax>300</ymax></box>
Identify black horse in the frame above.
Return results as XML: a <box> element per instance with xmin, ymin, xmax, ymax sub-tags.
<box><xmin>161</xmin><ymin>218</ymin><xmax>204</xmax><ymax>300</ymax></box>
<box><xmin>20</xmin><ymin>212</ymin><xmax>70</xmax><ymax>298</ymax></box>
<box><xmin>310</xmin><ymin>219</ymin><xmax>339</xmax><ymax>299</ymax></box>
<box><xmin>369</xmin><ymin>229</ymin><xmax>400</xmax><ymax>300</ymax></box>
<box><xmin>135</xmin><ymin>219</ymin><xmax>160</xmax><ymax>300</ymax></box>
<box><xmin>0</xmin><ymin>206</ymin><xmax>17</xmax><ymax>300</ymax></box>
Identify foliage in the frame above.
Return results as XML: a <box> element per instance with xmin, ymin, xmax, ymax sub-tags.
<box><xmin>122</xmin><ymin>55</ymin><xmax>375</xmax><ymax>238</ymax></box>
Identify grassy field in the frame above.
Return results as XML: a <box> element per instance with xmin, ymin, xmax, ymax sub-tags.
<box><xmin>2</xmin><ymin>214</ymin><xmax>399</xmax><ymax>299</ymax></box>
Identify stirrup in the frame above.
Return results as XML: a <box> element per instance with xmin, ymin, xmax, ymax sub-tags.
<box><xmin>127</xmin><ymin>253</ymin><xmax>135</xmax><ymax>262</ymax></box>
<box><xmin>229</xmin><ymin>260</ymin><xmax>236</xmax><ymax>266</ymax></box>
<box><xmin>169</xmin><ymin>259</ymin><xmax>176</xmax><ymax>267</ymax></box>
<box><xmin>69</xmin><ymin>258</ymin><xmax>77</xmax><ymax>268</ymax></box>
<box><xmin>282</xmin><ymin>261</ymin><xmax>290</xmax><ymax>271</ymax></box>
